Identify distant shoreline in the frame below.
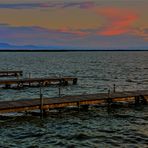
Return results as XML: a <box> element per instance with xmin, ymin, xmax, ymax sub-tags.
<box><xmin>0</xmin><ymin>49</ymin><xmax>148</xmax><ymax>52</ymax></box>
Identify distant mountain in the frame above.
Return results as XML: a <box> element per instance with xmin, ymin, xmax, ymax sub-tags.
<box><xmin>0</xmin><ymin>43</ymin><xmax>147</xmax><ymax>51</ymax></box>
<box><xmin>0</xmin><ymin>43</ymin><xmax>12</xmax><ymax>48</ymax></box>
<box><xmin>0</xmin><ymin>43</ymin><xmax>35</xmax><ymax>49</ymax></box>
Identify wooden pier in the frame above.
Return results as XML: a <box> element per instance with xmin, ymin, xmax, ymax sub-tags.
<box><xmin>0</xmin><ymin>77</ymin><xmax>78</xmax><ymax>88</ymax></box>
<box><xmin>0</xmin><ymin>90</ymin><xmax>147</xmax><ymax>114</ymax></box>
<box><xmin>0</xmin><ymin>70</ymin><xmax>23</xmax><ymax>77</ymax></box>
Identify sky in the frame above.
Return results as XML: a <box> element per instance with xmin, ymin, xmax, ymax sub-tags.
<box><xmin>0</xmin><ymin>0</ymin><xmax>148</xmax><ymax>50</ymax></box>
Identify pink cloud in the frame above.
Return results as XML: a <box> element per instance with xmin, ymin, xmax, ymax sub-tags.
<box><xmin>92</xmin><ymin>7</ymin><xmax>138</xmax><ymax>36</ymax></box>
<box><xmin>38</xmin><ymin>4</ymin><xmax>139</xmax><ymax>37</ymax></box>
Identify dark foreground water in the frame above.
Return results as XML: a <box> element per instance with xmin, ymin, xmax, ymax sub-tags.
<box><xmin>0</xmin><ymin>51</ymin><xmax>148</xmax><ymax>147</ymax></box>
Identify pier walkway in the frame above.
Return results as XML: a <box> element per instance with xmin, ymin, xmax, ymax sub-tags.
<box><xmin>0</xmin><ymin>77</ymin><xmax>78</xmax><ymax>88</ymax></box>
<box><xmin>0</xmin><ymin>90</ymin><xmax>147</xmax><ymax>113</ymax></box>
<box><xmin>0</xmin><ymin>70</ymin><xmax>23</xmax><ymax>77</ymax></box>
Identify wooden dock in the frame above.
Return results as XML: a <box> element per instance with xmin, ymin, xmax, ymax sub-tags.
<box><xmin>0</xmin><ymin>77</ymin><xmax>77</xmax><ymax>88</ymax></box>
<box><xmin>0</xmin><ymin>90</ymin><xmax>147</xmax><ymax>114</ymax></box>
<box><xmin>0</xmin><ymin>70</ymin><xmax>23</xmax><ymax>77</ymax></box>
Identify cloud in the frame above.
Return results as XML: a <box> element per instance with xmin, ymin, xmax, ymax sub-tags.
<box><xmin>0</xmin><ymin>1</ymin><xmax>95</xmax><ymax>9</ymax></box>
<box><xmin>62</xmin><ymin>1</ymin><xmax>95</xmax><ymax>9</ymax></box>
<box><xmin>0</xmin><ymin>24</ymin><xmax>90</xmax><ymax>45</ymax></box>
<box><xmin>92</xmin><ymin>7</ymin><xmax>138</xmax><ymax>36</ymax></box>
<box><xmin>0</xmin><ymin>24</ymin><xmax>148</xmax><ymax>49</ymax></box>
<box><xmin>0</xmin><ymin>3</ymin><xmax>40</xmax><ymax>9</ymax></box>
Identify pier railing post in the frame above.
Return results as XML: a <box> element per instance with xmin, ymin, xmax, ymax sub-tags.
<box><xmin>108</xmin><ymin>89</ymin><xmax>110</xmax><ymax>98</ymax></box>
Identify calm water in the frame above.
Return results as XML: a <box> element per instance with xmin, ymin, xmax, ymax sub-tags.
<box><xmin>0</xmin><ymin>51</ymin><xmax>148</xmax><ymax>147</ymax></box>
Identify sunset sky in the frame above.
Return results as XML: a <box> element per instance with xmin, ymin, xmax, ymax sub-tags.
<box><xmin>0</xmin><ymin>0</ymin><xmax>148</xmax><ymax>49</ymax></box>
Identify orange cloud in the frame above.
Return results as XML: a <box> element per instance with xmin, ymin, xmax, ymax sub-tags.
<box><xmin>92</xmin><ymin>7</ymin><xmax>138</xmax><ymax>36</ymax></box>
<box><xmin>99</xmin><ymin>28</ymin><xmax>128</xmax><ymax>36</ymax></box>
<box><xmin>45</xmin><ymin>6</ymin><xmax>137</xmax><ymax>37</ymax></box>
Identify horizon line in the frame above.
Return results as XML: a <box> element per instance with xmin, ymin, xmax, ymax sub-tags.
<box><xmin>0</xmin><ymin>49</ymin><xmax>148</xmax><ymax>52</ymax></box>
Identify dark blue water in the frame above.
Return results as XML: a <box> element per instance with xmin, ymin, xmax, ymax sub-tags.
<box><xmin>0</xmin><ymin>51</ymin><xmax>148</xmax><ymax>147</ymax></box>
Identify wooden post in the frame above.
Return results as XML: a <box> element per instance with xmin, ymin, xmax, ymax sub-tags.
<box><xmin>5</xmin><ymin>84</ymin><xmax>11</xmax><ymax>89</ymax></box>
<box><xmin>64</xmin><ymin>80</ymin><xmax>68</xmax><ymax>86</ymax></box>
<box><xmin>29</xmin><ymin>73</ymin><xmax>31</xmax><ymax>86</ymax></box>
<box><xmin>59</xmin><ymin>85</ymin><xmax>61</xmax><ymax>97</ymax></box>
<box><xmin>77</xmin><ymin>102</ymin><xmax>80</xmax><ymax>112</ymax></box>
<box><xmin>20</xmin><ymin>71</ymin><xmax>23</xmax><ymax>76</ymax></box>
<box><xmin>140</xmin><ymin>95</ymin><xmax>147</xmax><ymax>105</ymax></box>
<box><xmin>73</xmin><ymin>78</ymin><xmax>77</xmax><ymax>85</ymax></box>
<box><xmin>40</xmin><ymin>85</ymin><xmax>43</xmax><ymax>117</ymax></box>
<box><xmin>113</xmin><ymin>84</ymin><xmax>116</xmax><ymax>93</ymax></box>
<box><xmin>81</xmin><ymin>105</ymin><xmax>89</xmax><ymax>111</ymax></box>
<box><xmin>107</xmin><ymin>89</ymin><xmax>112</xmax><ymax>113</ymax></box>
<box><xmin>29</xmin><ymin>73</ymin><xmax>31</xmax><ymax>79</ymax></box>
<box><xmin>16</xmin><ymin>74</ymin><xmax>19</xmax><ymax>80</ymax></box>
<box><xmin>108</xmin><ymin>89</ymin><xmax>110</xmax><ymax>98</ymax></box>
<box><xmin>135</xmin><ymin>95</ymin><xmax>147</xmax><ymax>106</ymax></box>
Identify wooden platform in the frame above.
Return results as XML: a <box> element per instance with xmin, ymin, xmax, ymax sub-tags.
<box><xmin>0</xmin><ymin>90</ymin><xmax>147</xmax><ymax>113</ymax></box>
<box><xmin>0</xmin><ymin>77</ymin><xmax>78</xmax><ymax>88</ymax></box>
<box><xmin>0</xmin><ymin>70</ymin><xmax>23</xmax><ymax>77</ymax></box>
